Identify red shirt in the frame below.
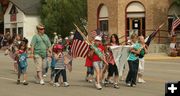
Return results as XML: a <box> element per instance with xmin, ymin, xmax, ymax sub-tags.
<box><xmin>85</xmin><ymin>57</ymin><xmax>93</xmax><ymax>67</ymax></box>
<box><xmin>92</xmin><ymin>45</ymin><xmax>105</xmax><ymax>61</ymax></box>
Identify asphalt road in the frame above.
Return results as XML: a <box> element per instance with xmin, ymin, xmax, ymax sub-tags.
<box><xmin>0</xmin><ymin>51</ymin><xmax>180</xmax><ymax>96</ymax></box>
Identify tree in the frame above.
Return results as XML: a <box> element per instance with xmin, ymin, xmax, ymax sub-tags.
<box><xmin>173</xmin><ymin>0</ymin><xmax>180</xmax><ymax>5</ymax></box>
<box><xmin>40</xmin><ymin>0</ymin><xmax>87</xmax><ymax>39</ymax></box>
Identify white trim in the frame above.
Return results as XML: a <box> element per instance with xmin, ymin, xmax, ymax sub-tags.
<box><xmin>127</xmin><ymin>13</ymin><xmax>145</xmax><ymax>17</ymax></box>
<box><xmin>127</xmin><ymin>2</ymin><xmax>145</xmax><ymax>12</ymax></box>
<box><xmin>99</xmin><ymin>18</ymin><xmax>108</xmax><ymax>21</ymax></box>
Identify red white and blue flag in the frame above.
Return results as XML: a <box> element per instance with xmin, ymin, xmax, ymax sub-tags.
<box><xmin>145</xmin><ymin>23</ymin><xmax>165</xmax><ymax>46</ymax></box>
<box><xmin>171</xmin><ymin>15</ymin><xmax>180</xmax><ymax>36</ymax></box>
<box><xmin>71</xmin><ymin>31</ymin><xmax>89</xmax><ymax>58</ymax></box>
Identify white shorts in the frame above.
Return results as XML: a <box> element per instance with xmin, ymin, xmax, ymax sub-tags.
<box><xmin>138</xmin><ymin>58</ymin><xmax>145</xmax><ymax>74</ymax></box>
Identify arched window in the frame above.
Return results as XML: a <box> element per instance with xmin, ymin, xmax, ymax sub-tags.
<box><xmin>98</xmin><ymin>4</ymin><xmax>109</xmax><ymax>35</ymax></box>
<box><xmin>126</xmin><ymin>2</ymin><xmax>145</xmax><ymax>38</ymax></box>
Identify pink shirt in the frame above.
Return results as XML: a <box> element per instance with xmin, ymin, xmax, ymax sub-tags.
<box><xmin>108</xmin><ymin>43</ymin><xmax>117</xmax><ymax>65</ymax></box>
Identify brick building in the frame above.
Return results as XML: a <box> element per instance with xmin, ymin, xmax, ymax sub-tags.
<box><xmin>88</xmin><ymin>0</ymin><xmax>180</xmax><ymax>52</ymax></box>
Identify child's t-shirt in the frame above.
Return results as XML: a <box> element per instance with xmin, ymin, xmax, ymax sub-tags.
<box><xmin>85</xmin><ymin>57</ymin><xmax>93</xmax><ymax>67</ymax></box>
<box><xmin>55</xmin><ymin>53</ymin><xmax>65</xmax><ymax>69</ymax></box>
<box><xmin>18</xmin><ymin>52</ymin><xmax>28</xmax><ymax>69</ymax></box>
<box><xmin>92</xmin><ymin>45</ymin><xmax>105</xmax><ymax>62</ymax></box>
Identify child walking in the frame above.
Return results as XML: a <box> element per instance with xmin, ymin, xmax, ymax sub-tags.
<box><xmin>53</xmin><ymin>44</ymin><xmax>69</xmax><ymax>87</ymax></box>
<box><xmin>137</xmin><ymin>36</ymin><xmax>148</xmax><ymax>83</ymax></box>
<box><xmin>49</xmin><ymin>48</ymin><xmax>56</xmax><ymax>84</ymax></box>
<box><xmin>92</xmin><ymin>36</ymin><xmax>106</xmax><ymax>90</ymax></box>
<box><xmin>17</xmin><ymin>41</ymin><xmax>28</xmax><ymax>85</ymax></box>
<box><xmin>126</xmin><ymin>34</ymin><xmax>142</xmax><ymax>87</ymax></box>
<box><xmin>104</xmin><ymin>34</ymin><xmax>120</xmax><ymax>89</ymax></box>
<box><xmin>85</xmin><ymin>48</ymin><xmax>94</xmax><ymax>83</ymax></box>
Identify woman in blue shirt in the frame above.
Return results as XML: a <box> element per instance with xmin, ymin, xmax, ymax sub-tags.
<box><xmin>126</xmin><ymin>34</ymin><xmax>143</xmax><ymax>87</ymax></box>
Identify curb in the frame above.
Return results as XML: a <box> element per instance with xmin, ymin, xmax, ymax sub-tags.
<box><xmin>144</xmin><ymin>53</ymin><xmax>180</xmax><ymax>60</ymax></box>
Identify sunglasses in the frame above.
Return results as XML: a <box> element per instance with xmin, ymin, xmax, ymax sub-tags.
<box><xmin>38</xmin><ymin>28</ymin><xmax>45</xmax><ymax>30</ymax></box>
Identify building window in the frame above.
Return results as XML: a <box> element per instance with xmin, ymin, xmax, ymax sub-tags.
<box><xmin>10</xmin><ymin>14</ymin><xmax>16</xmax><ymax>21</ymax></box>
<box><xmin>9</xmin><ymin>5</ymin><xmax>18</xmax><ymax>22</ymax></box>
<box><xmin>100</xmin><ymin>20</ymin><xmax>108</xmax><ymax>32</ymax></box>
<box><xmin>98</xmin><ymin>4</ymin><xmax>109</xmax><ymax>35</ymax></box>
<box><xmin>18</xmin><ymin>27</ymin><xmax>23</xmax><ymax>36</ymax></box>
<box><xmin>5</xmin><ymin>28</ymin><xmax>10</xmax><ymax>33</ymax></box>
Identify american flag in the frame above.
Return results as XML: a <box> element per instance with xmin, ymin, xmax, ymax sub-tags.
<box><xmin>71</xmin><ymin>31</ymin><xmax>89</xmax><ymax>58</ymax></box>
<box><xmin>171</xmin><ymin>15</ymin><xmax>180</xmax><ymax>36</ymax></box>
<box><xmin>145</xmin><ymin>23</ymin><xmax>165</xmax><ymax>46</ymax></box>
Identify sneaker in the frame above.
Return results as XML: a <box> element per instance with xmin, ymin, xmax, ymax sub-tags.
<box><xmin>40</xmin><ymin>80</ymin><xmax>45</xmax><ymax>85</ymax></box>
<box><xmin>138</xmin><ymin>78</ymin><xmax>146</xmax><ymax>83</ymax></box>
<box><xmin>64</xmin><ymin>82</ymin><xmax>69</xmax><ymax>87</ymax></box>
<box><xmin>109</xmin><ymin>80</ymin><xmax>114</xmax><ymax>84</ymax></box>
<box><xmin>104</xmin><ymin>79</ymin><xmax>109</xmax><ymax>83</ymax></box>
<box><xmin>131</xmin><ymin>83</ymin><xmax>136</xmax><ymax>87</ymax></box>
<box><xmin>104</xmin><ymin>79</ymin><xmax>109</xmax><ymax>87</ymax></box>
<box><xmin>54</xmin><ymin>83</ymin><xmax>60</xmax><ymax>87</ymax></box>
<box><xmin>126</xmin><ymin>83</ymin><xmax>131</xmax><ymax>87</ymax></box>
<box><xmin>114</xmin><ymin>83</ymin><xmax>119</xmax><ymax>89</ymax></box>
<box><xmin>23</xmin><ymin>82</ymin><xmax>29</xmax><ymax>85</ymax></box>
<box><xmin>85</xmin><ymin>77</ymin><xmax>88</xmax><ymax>82</ymax></box>
<box><xmin>138</xmin><ymin>78</ymin><xmax>141</xmax><ymax>83</ymax></box>
<box><xmin>141</xmin><ymin>79</ymin><xmax>146</xmax><ymax>83</ymax></box>
<box><xmin>88</xmin><ymin>79</ymin><xmax>93</xmax><ymax>83</ymax></box>
<box><xmin>17</xmin><ymin>80</ymin><xmax>20</xmax><ymax>85</ymax></box>
<box><xmin>43</xmin><ymin>74</ymin><xmax>47</xmax><ymax>77</ymax></box>
<box><xmin>95</xmin><ymin>83</ymin><xmax>102</xmax><ymax>90</ymax></box>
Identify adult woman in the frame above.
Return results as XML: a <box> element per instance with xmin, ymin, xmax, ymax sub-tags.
<box><xmin>126</xmin><ymin>34</ymin><xmax>142</xmax><ymax>87</ymax></box>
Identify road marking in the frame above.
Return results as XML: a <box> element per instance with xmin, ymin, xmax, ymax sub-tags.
<box><xmin>0</xmin><ymin>76</ymin><xmax>16</xmax><ymax>81</ymax></box>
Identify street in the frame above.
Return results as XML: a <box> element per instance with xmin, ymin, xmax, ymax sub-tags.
<box><xmin>0</xmin><ymin>51</ymin><xmax>180</xmax><ymax>96</ymax></box>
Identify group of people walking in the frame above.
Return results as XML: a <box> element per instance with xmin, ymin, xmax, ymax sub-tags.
<box><xmin>84</xmin><ymin>33</ymin><xmax>148</xmax><ymax>90</ymax></box>
<box><xmin>4</xmin><ymin>23</ymin><xmax>148</xmax><ymax>90</ymax></box>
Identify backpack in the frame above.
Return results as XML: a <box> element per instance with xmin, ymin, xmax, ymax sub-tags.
<box><xmin>18</xmin><ymin>53</ymin><xmax>28</xmax><ymax>69</ymax></box>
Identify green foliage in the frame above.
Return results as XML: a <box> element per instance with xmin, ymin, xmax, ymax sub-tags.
<box><xmin>174</xmin><ymin>0</ymin><xmax>180</xmax><ymax>5</ymax></box>
<box><xmin>40</xmin><ymin>0</ymin><xmax>87</xmax><ymax>39</ymax></box>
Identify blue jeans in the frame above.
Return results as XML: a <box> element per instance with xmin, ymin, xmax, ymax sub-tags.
<box><xmin>126</xmin><ymin>59</ymin><xmax>139</xmax><ymax>85</ymax></box>
<box><xmin>87</xmin><ymin>67</ymin><xmax>94</xmax><ymax>76</ymax></box>
<box><xmin>54</xmin><ymin>69</ymin><xmax>67</xmax><ymax>83</ymax></box>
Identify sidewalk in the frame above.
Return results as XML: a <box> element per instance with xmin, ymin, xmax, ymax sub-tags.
<box><xmin>145</xmin><ymin>53</ymin><xmax>180</xmax><ymax>60</ymax></box>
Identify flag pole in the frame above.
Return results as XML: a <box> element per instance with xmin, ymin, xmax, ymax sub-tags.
<box><xmin>156</xmin><ymin>22</ymin><xmax>165</xmax><ymax>31</ymax></box>
<box><xmin>73</xmin><ymin>23</ymin><xmax>108</xmax><ymax>65</ymax></box>
<box><xmin>174</xmin><ymin>12</ymin><xmax>180</xmax><ymax>19</ymax></box>
<box><xmin>73</xmin><ymin>23</ymin><xmax>91</xmax><ymax>45</ymax></box>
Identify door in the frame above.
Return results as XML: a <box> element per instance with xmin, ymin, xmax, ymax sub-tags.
<box><xmin>126</xmin><ymin>17</ymin><xmax>145</xmax><ymax>37</ymax></box>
